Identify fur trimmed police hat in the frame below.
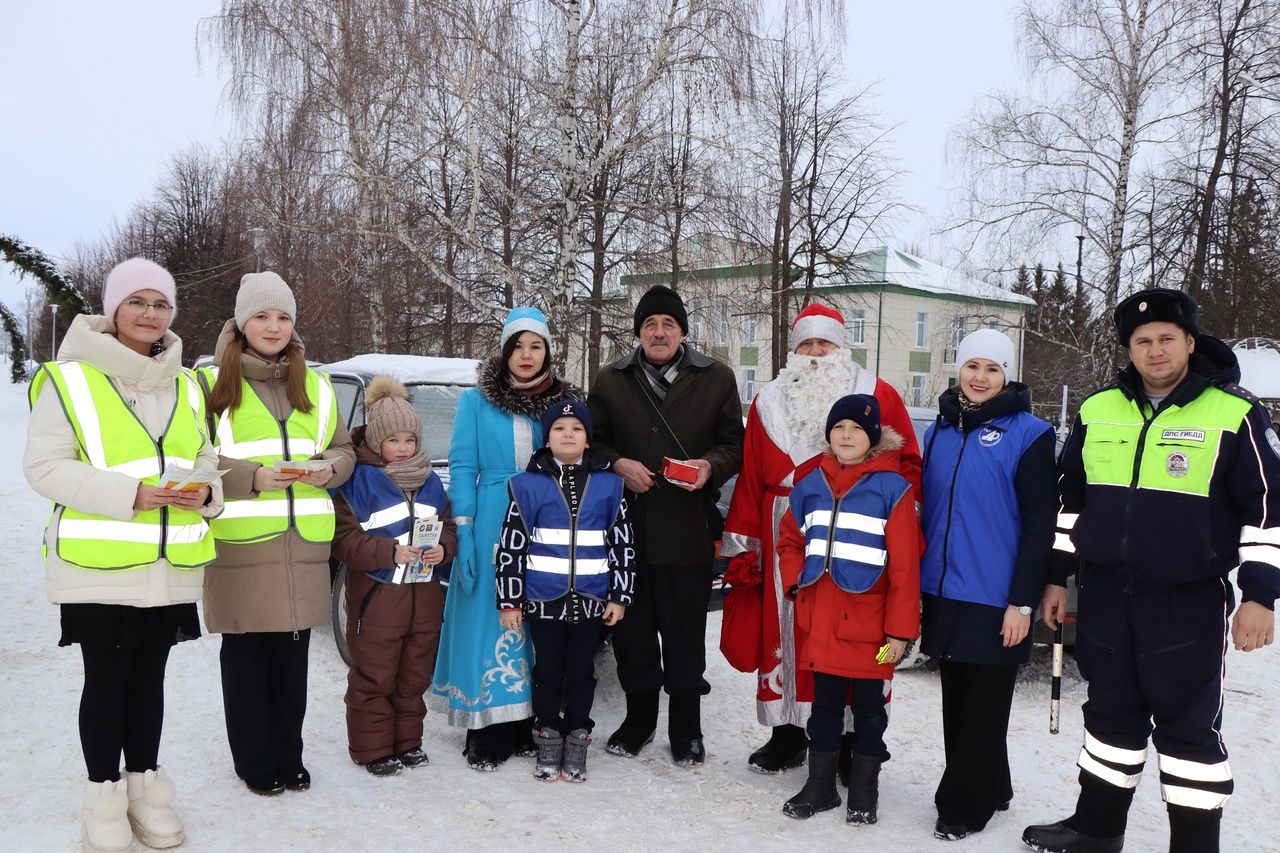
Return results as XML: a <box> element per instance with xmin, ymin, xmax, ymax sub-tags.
<box><xmin>1114</xmin><ymin>288</ymin><xmax>1200</xmax><ymax>346</ymax></box>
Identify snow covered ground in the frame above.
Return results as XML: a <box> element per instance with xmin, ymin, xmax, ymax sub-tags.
<box><xmin>1</xmin><ymin>376</ymin><xmax>1277</xmax><ymax>852</ymax></box>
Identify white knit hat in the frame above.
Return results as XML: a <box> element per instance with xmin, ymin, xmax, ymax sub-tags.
<box><xmin>235</xmin><ymin>271</ymin><xmax>297</xmax><ymax>330</ymax></box>
<box><xmin>956</xmin><ymin>328</ymin><xmax>1015</xmax><ymax>382</ymax></box>
<box><xmin>102</xmin><ymin>258</ymin><xmax>177</xmax><ymax>326</ymax></box>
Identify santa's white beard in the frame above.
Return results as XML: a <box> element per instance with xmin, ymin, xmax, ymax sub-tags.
<box><xmin>772</xmin><ymin>349</ymin><xmax>860</xmax><ymax>457</ymax></box>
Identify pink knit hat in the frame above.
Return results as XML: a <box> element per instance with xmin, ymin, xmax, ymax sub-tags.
<box><xmin>102</xmin><ymin>258</ymin><xmax>177</xmax><ymax>326</ymax></box>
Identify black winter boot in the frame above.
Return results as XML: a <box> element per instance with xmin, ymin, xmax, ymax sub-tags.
<box><xmin>606</xmin><ymin>690</ymin><xmax>659</xmax><ymax>758</ymax></box>
<box><xmin>845</xmin><ymin>753</ymin><xmax>882</xmax><ymax>825</ymax></box>
<box><xmin>747</xmin><ymin>724</ymin><xmax>808</xmax><ymax>774</ymax></box>
<box><xmin>1168</xmin><ymin>804</ymin><xmax>1221</xmax><ymax>853</ymax></box>
<box><xmin>508</xmin><ymin>718</ymin><xmax>538</xmax><ymax>758</ymax></box>
<box><xmin>782</xmin><ymin>750</ymin><xmax>842</xmax><ymax>819</ymax></box>
<box><xmin>837</xmin><ymin>732</ymin><xmax>855</xmax><ymax>787</ymax></box>
<box><xmin>1022</xmin><ymin>773</ymin><xmax>1132</xmax><ymax>853</ymax></box>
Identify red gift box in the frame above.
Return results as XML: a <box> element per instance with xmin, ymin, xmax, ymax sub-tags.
<box><xmin>660</xmin><ymin>457</ymin><xmax>699</xmax><ymax>484</ymax></box>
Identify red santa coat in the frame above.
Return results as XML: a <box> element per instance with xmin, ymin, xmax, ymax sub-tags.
<box><xmin>720</xmin><ymin>366</ymin><xmax>921</xmax><ymax>726</ymax></box>
<box><xmin>778</xmin><ymin>447</ymin><xmax>922</xmax><ymax>679</ymax></box>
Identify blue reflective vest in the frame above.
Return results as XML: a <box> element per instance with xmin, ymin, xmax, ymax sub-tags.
<box><xmin>335</xmin><ymin>464</ymin><xmax>447</xmax><ymax>584</ymax></box>
<box><xmin>920</xmin><ymin>410</ymin><xmax>1053</xmax><ymax>607</ymax></box>
<box><xmin>508</xmin><ymin>470</ymin><xmax>624</xmax><ymax>602</ymax></box>
<box><xmin>789</xmin><ymin>470</ymin><xmax>912</xmax><ymax>593</ymax></box>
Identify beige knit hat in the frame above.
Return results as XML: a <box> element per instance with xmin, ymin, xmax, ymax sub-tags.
<box><xmin>235</xmin><ymin>271</ymin><xmax>297</xmax><ymax>330</ymax></box>
<box><xmin>364</xmin><ymin>376</ymin><xmax>420</xmax><ymax>451</ymax></box>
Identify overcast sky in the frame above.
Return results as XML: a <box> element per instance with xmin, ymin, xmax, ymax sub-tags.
<box><xmin>0</xmin><ymin>0</ymin><xmax>1020</xmax><ymax>322</ymax></box>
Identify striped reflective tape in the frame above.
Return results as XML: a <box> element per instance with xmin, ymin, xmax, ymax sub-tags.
<box><xmin>59</xmin><ymin>519</ymin><xmax>206</xmax><ymax>545</ymax></box>
<box><xmin>217</xmin><ymin>496</ymin><xmax>333</xmax><ymax>519</ymax></box>
<box><xmin>527</xmin><ymin>556</ymin><xmax>610</xmax><ymax>576</ymax></box>
<box><xmin>805</xmin><ymin>539</ymin><xmax>888</xmax><ymax>566</ymax></box>
<box><xmin>531</xmin><ymin>528</ymin><xmax>607</xmax><ymax>547</ymax></box>
<box><xmin>803</xmin><ymin>509</ymin><xmax>887</xmax><ymax>535</ymax></box>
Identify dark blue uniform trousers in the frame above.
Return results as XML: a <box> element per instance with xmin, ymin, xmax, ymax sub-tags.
<box><xmin>1074</xmin><ymin>565</ymin><xmax>1234</xmax><ymax>812</ymax></box>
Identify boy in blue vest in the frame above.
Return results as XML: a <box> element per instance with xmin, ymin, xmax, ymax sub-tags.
<box><xmin>776</xmin><ymin>394</ymin><xmax>921</xmax><ymax>825</ymax></box>
<box><xmin>332</xmin><ymin>376</ymin><xmax>456</xmax><ymax>777</ymax></box>
<box><xmin>496</xmin><ymin>399</ymin><xmax>636</xmax><ymax>782</ymax></box>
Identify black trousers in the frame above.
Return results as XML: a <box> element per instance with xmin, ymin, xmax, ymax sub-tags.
<box><xmin>528</xmin><ymin>618</ymin><xmax>601</xmax><ymax>735</ymax></box>
<box><xmin>934</xmin><ymin>660</ymin><xmax>1019</xmax><ymax>828</ymax></box>
<box><xmin>79</xmin><ymin>644</ymin><xmax>171</xmax><ymax>783</ymax></box>
<box><xmin>220</xmin><ymin>630</ymin><xmax>310</xmax><ymax>781</ymax></box>
<box><xmin>807</xmin><ymin>672</ymin><xmax>888</xmax><ymax>759</ymax></box>
<box><xmin>612</xmin><ymin>563</ymin><xmax>712</xmax><ymax>698</ymax></box>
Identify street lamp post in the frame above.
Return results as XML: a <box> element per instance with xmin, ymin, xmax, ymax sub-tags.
<box><xmin>49</xmin><ymin>304</ymin><xmax>59</xmax><ymax>360</ymax></box>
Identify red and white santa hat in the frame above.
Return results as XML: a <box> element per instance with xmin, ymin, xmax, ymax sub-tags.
<box><xmin>790</xmin><ymin>303</ymin><xmax>846</xmax><ymax>351</ymax></box>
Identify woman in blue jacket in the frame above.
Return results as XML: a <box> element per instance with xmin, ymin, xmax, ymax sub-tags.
<box><xmin>919</xmin><ymin>329</ymin><xmax>1058</xmax><ymax>842</ymax></box>
<box><xmin>430</xmin><ymin>307</ymin><xmax>582</xmax><ymax>770</ymax></box>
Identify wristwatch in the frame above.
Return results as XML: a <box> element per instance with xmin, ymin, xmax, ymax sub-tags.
<box><xmin>1015</xmin><ymin>605</ymin><xmax>1032</xmax><ymax>616</ymax></box>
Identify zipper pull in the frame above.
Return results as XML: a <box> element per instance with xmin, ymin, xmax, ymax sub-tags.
<box><xmin>293</xmin><ymin>629</ymin><xmax>300</xmax><ymax>640</ymax></box>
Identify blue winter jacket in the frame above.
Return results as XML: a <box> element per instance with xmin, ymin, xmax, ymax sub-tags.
<box><xmin>335</xmin><ymin>464</ymin><xmax>448</xmax><ymax>584</ymax></box>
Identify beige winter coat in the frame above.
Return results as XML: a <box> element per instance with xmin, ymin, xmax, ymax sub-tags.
<box><xmin>200</xmin><ymin>319</ymin><xmax>356</xmax><ymax>634</ymax></box>
<box><xmin>23</xmin><ymin>314</ymin><xmax>224</xmax><ymax>607</ymax></box>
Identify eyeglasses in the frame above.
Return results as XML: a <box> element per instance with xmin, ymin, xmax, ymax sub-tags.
<box><xmin>122</xmin><ymin>298</ymin><xmax>174</xmax><ymax>315</ymax></box>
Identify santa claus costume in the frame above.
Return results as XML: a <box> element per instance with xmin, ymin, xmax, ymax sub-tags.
<box><xmin>720</xmin><ymin>304</ymin><xmax>922</xmax><ymax>774</ymax></box>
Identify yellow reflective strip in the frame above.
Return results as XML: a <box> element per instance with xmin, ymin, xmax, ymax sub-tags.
<box><xmin>58</xmin><ymin>363</ymin><xmax>107</xmax><ymax>468</ymax></box>
<box><xmin>58</xmin><ymin>519</ymin><xmax>162</xmax><ymax>544</ymax></box>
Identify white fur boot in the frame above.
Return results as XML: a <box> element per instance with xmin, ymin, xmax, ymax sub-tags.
<box><xmin>82</xmin><ymin>779</ymin><xmax>133</xmax><ymax>853</ymax></box>
<box><xmin>124</xmin><ymin>768</ymin><xmax>184</xmax><ymax>848</ymax></box>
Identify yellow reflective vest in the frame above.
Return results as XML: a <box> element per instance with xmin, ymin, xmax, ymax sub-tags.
<box><xmin>29</xmin><ymin>361</ymin><xmax>217</xmax><ymax>570</ymax></box>
<box><xmin>200</xmin><ymin>366</ymin><xmax>338</xmax><ymax>544</ymax></box>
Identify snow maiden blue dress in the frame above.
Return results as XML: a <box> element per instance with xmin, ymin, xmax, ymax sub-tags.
<box><xmin>430</xmin><ymin>315</ymin><xmax>581</xmax><ymax>753</ymax></box>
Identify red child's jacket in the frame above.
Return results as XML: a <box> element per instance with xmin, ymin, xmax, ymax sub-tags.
<box><xmin>777</xmin><ymin>427</ymin><xmax>922</xmax><ymax>679</ymax></box>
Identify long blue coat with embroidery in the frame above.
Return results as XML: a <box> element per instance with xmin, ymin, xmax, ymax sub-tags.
<box><xmin>429</xmin><ymin>357</ymin><xmax>580</xmax><ymax>728</ymax></box>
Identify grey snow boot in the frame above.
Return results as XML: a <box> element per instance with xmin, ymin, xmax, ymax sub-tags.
<box><xmin>845</xmin><ymin>753</ymin><xmax>882</xmax><ymax>825</ymax></box>
<box><xmin>562</xmin><ymin>729</ymin><xmax>591</xmax><ymax>783</ymax></box>
<box><xmin>782</xmin><ymin>749</ymin><xmax>842</xmax><ymax>819</ymax></box>
<box><xmin>533</xmin><ymin>727</ymin><xmax>564</xmax><ymax>781</ymax></box>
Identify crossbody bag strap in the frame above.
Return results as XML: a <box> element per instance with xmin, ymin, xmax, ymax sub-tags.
<box><xmin>631</xmin><ymin>370</ymin><xmax>690</xmax><ymax>459</ymax></box>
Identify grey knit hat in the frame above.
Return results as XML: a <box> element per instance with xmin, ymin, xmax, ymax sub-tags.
<box><xmin>235</xmin><ymin>271</ymin><xmax>297</xmax><ymax>330</ymax></box>
<box><xmin>364</xmin><ymin>376</ymin><xmax>421</xmax><ymax>451</ymax></box>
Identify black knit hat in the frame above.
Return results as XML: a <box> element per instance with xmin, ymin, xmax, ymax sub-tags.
<box><xmin>1114</xmin><ymin>288</ymin><xmax>1200</xmax><ymax>345</ymax></box>
<box><xmin>826</xmin><ymin>394</ymin><xmax>881</xmax><ymax>447</ymax></box>
<box><xmin>633</xmin><ymin>285</ymin><xmax>689</xmax><ymax>336</ymax></box>
<box><xmin>542</xmin><ymin>399</ymin><xmax>593</xmax><ymax>444</ymax></box>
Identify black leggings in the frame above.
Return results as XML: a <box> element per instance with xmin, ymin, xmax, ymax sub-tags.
<box><xmin>79</xmin><ymin>644</ymin><xmax>171</xmax><ymax>783</ymax></box>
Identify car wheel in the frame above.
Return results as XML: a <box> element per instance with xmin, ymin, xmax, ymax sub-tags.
<box><xmin>331</xmin><ymin>564</ymin><xmax>352</xmax><ymax>667</ymax></box>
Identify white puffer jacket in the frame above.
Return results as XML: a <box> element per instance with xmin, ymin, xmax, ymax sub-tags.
<box><xmin>23</xmin><ymin>315</ymin><xmax>224</xmax><ymax>606</ymax></box>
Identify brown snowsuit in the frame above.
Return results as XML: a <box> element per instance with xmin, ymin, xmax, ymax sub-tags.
<box><xmin>334</xmin><ymin>430</ymin><xmax>457</xmax><ymax>764</ymax></box>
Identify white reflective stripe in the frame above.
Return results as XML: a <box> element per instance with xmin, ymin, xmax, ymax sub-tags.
<box><xmin>59</xmin><ymin>519</ymin><xmax>161</xmax><ymax>544</ymax></box>
<box><xmin>220</xmin><ymin>437</ymin><xmax>285</xmax><ymax>459</ymax></box>
<box><xmin>292</xmin><ymin>497</ymin><xmax>333</xmax><ymax>516</ymax></box>
<box><xmin>1058</xmin><ymin>512</ymin><xmax>1079</xmax><ymax>530</ymax></box>
<box><xmin>805</xmin><ymin>539</ymin><xmax>888</xmax><ymax>566</ymax></box>
<box><xmin>165</xmin><ymin>522</ymin><xmax>211</xmax><ymax>545</ymax></box>
<box><xmin>395</xmin><ymin>532</ymin><xmax>410</xmax><ymax>545</ymax></box>
<box><xmin>527</xmin><ymin>555</ymin><xmax>609</xmax><ymax>575</ymax></box>
<box><xmin>532</xmin><ymin>528</ymin><xmax>607</xmax><ymax>547</ymax></box>
<box><xmin>1158</xmin><ymin>754</ymin><xmax>1232</xmax><ymax>783</ymax></box>
<box><xmin>217</xmin><ymin>496</ymin><xmax>333</xmax><ymax>520</ymax></box>
<box><xmin>1161</xmin><ymin>783</ymin><xmax>1231</xmax><ymax>810</ymax></box>
<box><xmin>1054</xmin><ymin>532</ymin><xmax>1077</xmax><ymax>553</ymax></box>
<box><xmin>1239</xmin><ymin>545</ymin><xmax>1280</xmax><ymax>569</ymax></box>
<box><xmin>1242</xmin><ymin>525</ymin><xmax>1280</xmax><ymax>547</ymax></box>
<box><xmin>317</xmin><ymin>376</ymin><xmax>334</xmax><ymax>443</ymax></box>
<box><xmin>1085</xmin><ymin>731</ymin><xmax>1148</xmax><ymax>766</ymax></box>
<box><xmin>803</xmin><ymin>510</ymin><xmax>886</xmax><ymax>535</ymax></box>
<box><xmin>1078</xmin><ymin>750</ymin><xmax>1142</xmax><ymax>789</ymax></box>
<box><xmin>414</xmin><ymin>503</ymin><xmax>439</xmax><ymax>519</ymax></box>
<box><xmin>285</xmin><ymin>439</ymin><xmax>319</xmax><ymax>458</ymax></box>
<box><xmin>183</xmin><ymin>373</ymin><xmax>201</xmax><ymax>416</ymax></box>
<box><xmin>58</xmin><ymin>363</ymin><xmax>107</xmax><ymax>469</ymax></box>
<box><xmin>362</xmin><ymin>504</ymin><xmax>411</xmax><ymax>531</ymax></box>
<box><xmin>109</xmin><ymin>459</ymin><xmax>162</xmax><ymax>479</ymax></box>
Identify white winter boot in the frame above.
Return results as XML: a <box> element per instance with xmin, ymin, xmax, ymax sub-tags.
<box><xmin>124</xmin><ymin>768</ymin><xmax>184</xmax><ymax>848</ymax></box>
<box><xmin>82</xmin><ymin>779</ymin><xmax>133</xmax><ymax>853</ymax></box>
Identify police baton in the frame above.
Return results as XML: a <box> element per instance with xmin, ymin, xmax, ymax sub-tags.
<box><xmin>1050</xmin><ymin>623</ymin><xmax>1063</xmax><ymax>735</ymax></box>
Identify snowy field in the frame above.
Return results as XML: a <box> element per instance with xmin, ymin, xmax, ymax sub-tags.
<box><xmin>1</xmin><ymin>376</ymin><xmax>1278</xmax><ymax>852</ymax></box>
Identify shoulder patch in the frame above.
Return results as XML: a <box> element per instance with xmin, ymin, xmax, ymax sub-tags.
<box><xmin>1265</xmin><ymin>427</ymin><xmax>1280</xmax><ymax>461</ymax></box>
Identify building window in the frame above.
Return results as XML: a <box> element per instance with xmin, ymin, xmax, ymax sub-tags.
<box><xmin>915</xmin><ymin>312</ymin><xmax>929</xmax><ymax>348</ymax></box>
<box><xmin>847</xmin><ymin>308</ymin><xmax>865</xmax><ymax>345</ymax></box>
<box><xmin>910</xmin><ymin>373</ymin><xmax>927</xmax><ymax>407</ymax></box>
<box><xmin>945</xmin><ymin>316</ymin><xmax>968</xmax><ymax>364</ymax></box>
<box><xmin>739</xmin><ymin>312</ymin><xmax>759</xmax><ymax>342</ymax></box>
<box><xmin>740</xmin><ymin>368</ymin><xmax>757</xmax><ymax>404</ymax></box>
<box><xmin>713</xmin><ymin>305</ymin><xmax>731</xmax><ymax>345</ymax></box>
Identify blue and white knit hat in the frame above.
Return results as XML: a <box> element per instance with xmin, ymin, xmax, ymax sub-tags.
<box><xmin>500</xmin><ymin>306</ymin><xmax>552</xmax><ymax>351</ymax></box>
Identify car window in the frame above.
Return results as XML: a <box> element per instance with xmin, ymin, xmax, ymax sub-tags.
<box><xmin>330</xmin><ymin>376</ymin><xmax>365</xmax><ymax>428</ymax></box>
<box><xmin>407</xmin><ymin>384</ymin><xmax>468</xmax><ymax>462</ymax></box>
